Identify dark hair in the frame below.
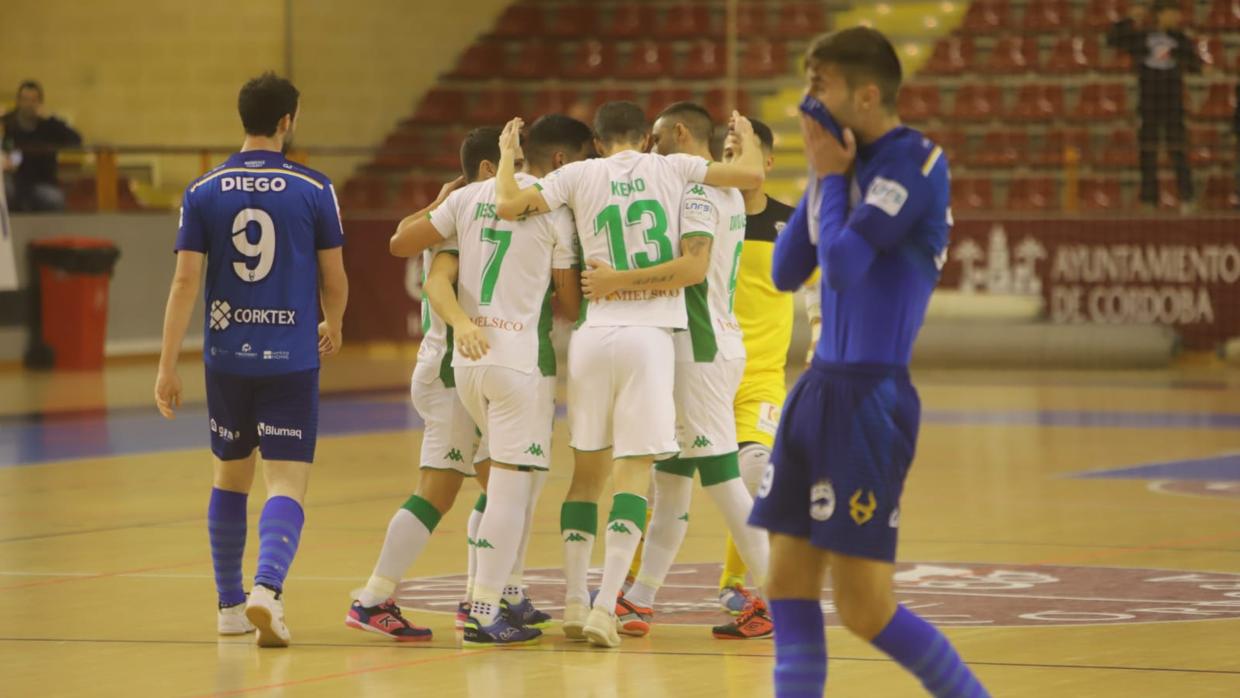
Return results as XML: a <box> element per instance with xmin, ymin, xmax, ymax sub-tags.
<box><xmin>751</xmin><ymin>118</ymin><xmax>775</xmax><ymax>152</ymax></box>
<box><xmin>805</xmin><ymin>27</ymin><xmax>903</xmax><ymax>110</ymax></box>
<box><xmin>655</xmin><ymin>101</ymin><xmax>715</xmax><ymax>144</ymax></box>
<box><xmin>17</xmin><ymin>80</ymin><xmax>43</xmax><ymax>101</ymax></box>
<box><xmin>593</xmin><ymin>101</ymin><xmax>649</xmax><ymax>146</ymax></box>
<box><xmin>460</xmin><ymin>126</ymin><xmax>502</xmax><ymax>182</ymax></box>
<box><xmin>709</xmin><ymin>124</ymin><xmax>727</xmax><ymax>161</ymax></box>
<box><xmin>237</xmin><ymin>72</ymin><xmax>300</xmax><ymax>137</ymax></box>
<box><xmin>524</xmin><ymin>114</ymin><xmax>594</xmax><ymax>169</ymax></box>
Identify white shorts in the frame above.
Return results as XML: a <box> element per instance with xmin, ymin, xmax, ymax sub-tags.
<box><xmin>674</xmin><ymin>357</ymin><xmax>745</xmax><ymax>459</ymax></box>
<box><xmin>410</xmin><ymin>364</ymin><xmax>489</xmax><ymax>476</ymax></box>
<box><xmin>568</xmin><ymin>325</ymin><xmax>678</xmax><ymax>459</ymax></box>
<box><xmin>455</xmin><ymin>365</ymin><xmax>555</xmax><ymax>471</ymax></box>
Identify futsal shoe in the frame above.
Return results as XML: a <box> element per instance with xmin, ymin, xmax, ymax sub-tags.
<box><xmin>463</xmin><ymin>615</ymin><xmax>543</xmax><ymax>647</ymax></box>
<box><xmin>345</xmin><ymin>599</ymin><xmax>433</xmax><ymax>642</ymax></box>
<box><xmin>455</xmin><ymin>601</ymin><xmax>470</xmax><ymax>631</ymax></box>
<box><xmin>502</xmin><ymin>597</ymin><xmax>553</xmax><ymax>629</ymax></box>
<box><xmin>583</xmin><ymin>606</ymin><xmax>621</xmax><ymax>648</ymax></box>
<box><xmin>614</xmin><ymin>594</ymin><xmax>653</xmax><ymax>637</ymax></box>
<box><xmin>718</xmin><ymin>583</ymin><xmax>753</xmax><ymax>616</ymax></box>
<box><xmin>712</xmin><ymin>596</ymin><xmax>774</xmax><ymax>639</ymax></box>
<box><xmin>246</xmin><ymin>585</ymin><xmax>291</xmax><ymax>648</ymax></box>
<box><xmin>563</xmin><ymin>600</ymin><xmax>589</xmax><ymax>640</ymax></box>
<box><xmin>218</xmin><ymin>601</ymin><xmax>255</xmax><ymax>635</ymax></box>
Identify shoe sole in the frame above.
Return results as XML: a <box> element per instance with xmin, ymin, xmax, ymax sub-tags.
<box><xmin>344</xmin><ymin>616</ymin><xmax>432</xmax><ymax>642</ymax></box>
<box><xmin>246</xmin><ymin>605</ymin><xmax>289</xmax><ymax>648</ymax></box>
<box><xmin>462</xmin><ymin>636</ymin><xmax>541</xmax><ymax>648</ymax></box>
<box><xmin>618</xmin><ymin>619</ymin><xmax>650</xmax><ymax>637</ymax></box>
<box><xmin>583</xmin><ymin>621</ymin><xmax>620</xmax><ymax>648</ymax></box>
<box><xmin>712</xmin><ymin>631</ymin><xmax>774</xmax><ymax>640</ymax></box>
<box><xmin>218</xmin><ymin>627</ymin><xmax>255</xmax><ymax>636</ymax></box>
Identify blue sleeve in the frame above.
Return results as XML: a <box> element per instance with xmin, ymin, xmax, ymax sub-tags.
<box><xmin>771</xmin><ymin>175</ymin><xmax>848</xmax><ymax>291</ymax></box>
<box><xmin>174</xmin><ymin>189</ymin><xmax>206</xmax><ymax>253</ymax></box>
<box><xmin>316</xmin><ymin>182</ymin><xmax>345</xmax><ymax>250</ymax></box>
<box><xmin>824</xmin><ymin>229</ymin><xmax>878</xmax><ymax>290</ymax></box>
<box><xmin>846</xmin><ymin>164</ymin><xmax>930</xmax><ymax>253</ymax></box>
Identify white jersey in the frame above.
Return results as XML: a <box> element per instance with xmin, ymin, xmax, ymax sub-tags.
<box><xmin>537</xmin><ymin>151</ymin><xmax>710</xmax><ymax>329</ymax></box>
<box><xmin>413</xmin><ymin>240</ymin><xmax>456</xmax><ymax>386</ymax></box>
<box><xmin>676</xmin><ymin>182</ymin><xmax>747</xmax><ymax>363</ymax></box>
<box><xmin>430</xmin><ymin>174</ymin><xmax>577</xmax><ymax>375</ymax></box>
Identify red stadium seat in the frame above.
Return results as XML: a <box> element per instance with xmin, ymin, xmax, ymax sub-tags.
<box><xmin>1203</xmin><ymin>175</ymin><xmax>1238</xmax><ymax>210</ymax></box>
<box><xmin>737</xmin><ymin>4</ymin><xmax>769</xmax><ymax>35</ymax></box>
<box><xmin>429</xmin><ymin>130</ymin><xmax>465</xmax><ymax>170</ymax></box>
<box><xmin>952</xmin><ymin>85</ymin><xmax>1003</xmax><ymax>122</ymax></box>
<box><xmin>590</xmin><ymin>89</ymin><xmax>639</xmax><ymax>112</ymax></box>
<box><xmin>1078</xmin><ymin>178</ymin><xmax>1126</xmax><ymax>210</ymax></box>
<box><xmin>897</xmin><ymin>85</ymin><xmax>942</xmax><ymax>121</ymax></box>
<box><xmin>962</xmin><ymin>0</ymin><xmax>1012</xmax><ymax>32</ymax></box>
<box><xmin>1195</xmin><ymin>36</ymin><xmax>1226</xmax><ymax>68</ymax></box>
<box><xmin>1204</xmin><ymin>0</ymin><xmax>1240</xmax><ymax>29</ymax></box>
<box><xmin>983</xmin><ymin>35</ymin><xmax>1039</xmax><ymax>74</ymax></box>
<box><xmin>1195</xmin><ymin>82</ymin><xmax>1238</xmax><ymax>119</ymax></box>
<box><xmin>952</xmin><ymin>178</ymin><xmax>995</xmax><ymax>212</ymax></box>
<box><xmin>922</xmin><ymin>130</ymin><xmax>966</xmax><ymax>164</ymax></box>
<box><xmin>413</xmin><ymin>89</ymin><xmax>466</xmax><ymax>125</ymax></box>
<box><xmin>372</xmin><ymin>130</ymin><xmax>425</xmax><ymax>170</ymax></box>
<box><xmin>778</xmin><ymin>2</ymin><xmax>828</xmax><ymax>37</ymax></box>
<box><xmin>659</xmin><ymin>3</ymin><xmax>713</xmax><ymax>39</ymax></box>
<box><xmin>396</xmin><ymin>177</ymin><xmax>440</xmax><ymax>209</ymax></box>
<box><xmin>974</xmin><ymin>131</ymin><xmax>1030</xmax><ymax>168</ymax></box>
<box><xmin>1098</xmin><ymin>129</ymin><xmax>1139</xmax><ymax>168</ymax></box>
<box><xmin>1099</xmin><ymin>46</ymin><xmax>1133</xmax><ymax>73</ymax></box>
<box><xmin>1006</xmin><ymin>178</ymin><xmax>1058</xmax><ymax>212</ymax></box>
<box><xmin>491</xmin><ymin>4</ymin><xmax>543</xmax><ymax>38</ymax></box>
<box><xmin>505</xmin><ymin>41</ymin><xmax>559</xmax><ymax>80</ymax></box>
<box><xmin>922</xmin><ymin>36</ymin><xmax>975</xmax><ymax>76</ymax></box>
<box><xmin>341</xmin><ymin>177</ymin><xmax>389</xmax><ymax>212</ymax></box>
<box><xmin>1188</xmin><ymin>127</ymin><xmax>1223</xmax><ymax>165</ymax></box>
<box><xmin>470</xmin><ymin>90</ymin><xmax>524</xmax><ymax>125</ymax></box>
<box><xmin>740</xmin><ymin>39</ymin><xmax>787</xmax><ymax>78</ymax></box>
<box><xmin>678</xmin><ymin>39</ymin><xmax>725</xmax><ymax>79</ymax></box>
<box><xmin>1007</xmin><ymin>84</ymin><xmax>1065</xmax><ymax>122</ymax></box>
<box><xmin>1031</xmin><ymin>129</ymin><xmax>1092</xmax><ymax>167</ymax></box>
<box><xmin>548</xmin><ymin>5</ymin><xmax>598</xmax><ymax>39</ymax></box>
<box><xmin>449</xmin><ymin>41</ymin><xmax>504</xmax><ymax>80</ymax></box>
<box><xmin>705</xmin><ymin>89</ymin><xmax>752</xmax><ymax>121</ymax></box>
<box><xmin>1157</xmin><ymin>179</ymin><xmax>1183</xmax><ymax>210</ymax></box>
<box><xmin>617</xmin><ymin>40</ymin><xmax>671</xmax><ymax>79</ymax></box>
<box><xmin>562</xmin><ymin>40</ymin><xmax>615</xmax><ymax>80</ymax></box>
<box><xmin>1024</xmin><ymin>0</ymin><xmax>1072</xmax><ymax>31</ymax></box>
<box><xmin>602</xmin><ymin>5</ymin><xmax>653</xmax><ymax>39</ymax></box>
<box><xmin>1044</xmin><ymin>35</ymin><xmax>1098</xmax><ymax>74</ymax></box>
<box><xmin>646</xmin><ymin>88</ymin><xmax>696</xmax><ymax>117</ymax></box>
<box><xmin>1071</xmin><ymin>84</ymin><xmax>1127</xmax><ymax>122</ymax></box>
<box><xmin>1082</xmin><ymin>0</ymin><xmax>1130</xmax><ymax>29</ymax></box>
<box><xmin>531</xmin><ymin>89</ymin><xmax>580</xmax><ymax>117</ymax></box>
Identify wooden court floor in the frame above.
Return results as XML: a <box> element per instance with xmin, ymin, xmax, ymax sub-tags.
<box><xmin>2</xmin><ymin>346</ymin><xmax>1239</xmax><ymax>697</ymax></box>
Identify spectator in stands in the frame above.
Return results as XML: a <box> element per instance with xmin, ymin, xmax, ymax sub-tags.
<box><xmin>2</xmin><ymin>80</ymin><xmax>82</xmax><ymax>212</ymax></box>
<box><xmin>1108</xmin><ymin>1</ymin><xmax>1201</xmax><ymax>212</ymax></box>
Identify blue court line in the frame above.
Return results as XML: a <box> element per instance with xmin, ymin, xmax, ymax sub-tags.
<box><xmin>1072</xmin><ymin>453</ymin><xmax>1240</xmax><ymax>482</ymax></box>
<box><xmin>2</xmin><ymin>399</ymin><xmax>1239</xmax><ymax>468</ymax></box>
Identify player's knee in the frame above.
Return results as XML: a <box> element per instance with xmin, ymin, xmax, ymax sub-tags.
<box><xmin>415</xmin><ymin>469</ymin><xmax>465</xmax><ymax>513</ymax></box>
<box><xmin>738</xmin><ymin>443</ymin><xmax>771</xmax><ymax>495</ymax></box>
<box><xmin>833</xmin><ymin>589</ymin><xmax>896</xmax><ymax>640</ymax></box>
<box><xmin>263</xmin><ymin>460</ymin><xmax>311</xmax><ymax>503</ymax></box>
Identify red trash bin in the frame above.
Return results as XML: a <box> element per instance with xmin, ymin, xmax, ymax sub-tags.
<box><xmin>26</xmin><ymin>238</ymin><xmax>121</xmax><ymax>370</ymax></box>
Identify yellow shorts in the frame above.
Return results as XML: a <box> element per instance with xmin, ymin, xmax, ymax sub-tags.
<box><xmin>733</xmin><ymin>373</ymin><xmax>787</xmax><ymax>448</ymax></box>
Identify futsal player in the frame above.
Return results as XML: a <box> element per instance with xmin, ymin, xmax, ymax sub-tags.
<box><xmin>750</xmin><ymin>29</ymin><xmax>990</xmax><ymax>696</ymax></box>
<box><xmin>155</xmin><ymin>72</ymin><xmax>349</xmax><ymax>648</ymax></box>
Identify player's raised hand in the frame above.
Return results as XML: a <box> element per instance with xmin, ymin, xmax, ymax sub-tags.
<box><xmin>802</xmin><ymin>114</ymin><xmax>856</xmax><ymax>178</ymax></box>
<box><xmin>499</xmin><ymin>118</ymin><xmax>524</xmax><ymax>158</ymax></box>
<box><xmin>154</xmin><ymin>369</ymin><xmax>183</xmax><ymax>419</ymax></box>
<box><xmin>454</xmin><ymin>322</ymin><xmax>489</xmax><ymax>360</ymax></box>
<box><xmin>581</xmin><ymin>258</ymin><xmax>621</xmax><ymax>301</ymax></box>
<box><xmin>318</xmin><ymin>321</ymin><xmax>343</xmax><ymax>357</ymax></box>
<box><xmin>729</xmin><ymin>111</ymin><xmax>755</xmax><ymax>141</ymax></box>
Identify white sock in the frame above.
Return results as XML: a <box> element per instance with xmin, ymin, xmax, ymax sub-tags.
<box><xmin>359</xmin><ymin>503</ymin><xmax>436</xmax><ymax>608</ymax></box>
<box><xmin>465</xmin><ymin>494</ymin><xmax>485</xmax><ymax>603</ymax></box>
<box><xmin>738</xmin><ymin>443</ymin><xmax>771</xmax><ymax>495</ymax></box>
<box><xmin>593</xmin><ymin>492</ymin><xmax>648</xmax><ymax>614</ymax></box>
<box><xmin>472</xmin><ymin>469</ymin><xmax>532</xmax><ymax>624</ymax></box>
<box><xmin>627</xmin><ymin>471</ymin><xmax>694</xmax><ymax>609</ymax></box>
<box><xmin>705</xmin><ymin>478</ymin><xmax>769</xmax><ymax>592</ymax></box>
<box><xmin>561</xmin><ymin>500</ymin><xmax>598</xmax><ymax>607</ymax></box>
<box><xmin>508</xmin><ymin>470</ymin><xmax>547</xmax><ymax>593</ymax></box>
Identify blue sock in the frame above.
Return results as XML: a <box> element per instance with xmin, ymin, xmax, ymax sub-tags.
<box><xmin>208</xmin><ymin>488</ymin><xmax>248</xmax><ymax>607</ymax></box>
<box><xmin>770</xmin><ymin>599</ymin><xmax>828</xmax><ymax>698</ymax></box>
<box><xmin>254</xmin><ymin>496</ymin><xmax>305</xmax><ymax>593</ymax></box>
<box><xmin>871</xmin><ymin>605</ymin><xmax>989</xmax><ymax>698</ymax></box>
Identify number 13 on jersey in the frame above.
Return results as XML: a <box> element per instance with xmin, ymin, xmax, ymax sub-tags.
<box><xmin>594</xmin><ymin>200</ymin><xmax>672</xmax><ymax>270</ymax></box>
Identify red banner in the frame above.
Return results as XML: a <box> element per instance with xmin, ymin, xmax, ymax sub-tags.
<box><xmin>938</xmin><ymin>217</ymin><xmax>1240</xmax><ymax>349</ymax></box>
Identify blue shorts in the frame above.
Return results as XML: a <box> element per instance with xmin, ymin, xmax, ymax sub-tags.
<box><xmin>204</xmin><ymin>367</ymin><xmax>320</xmax><ymax>463</ymax></box>
<box><xmin>749</xmin><ymin>360</ymin><xmax>920</xmax><ymax>562</ymax></box>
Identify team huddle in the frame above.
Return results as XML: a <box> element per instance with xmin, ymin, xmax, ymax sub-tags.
<box><xmin>156</xmin><ymin>25</ymin><xmax>991</xmax><ymax>698</ymax></box>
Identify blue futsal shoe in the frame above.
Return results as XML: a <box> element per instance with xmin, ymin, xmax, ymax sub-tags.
<box><xmin>502</xmin><ymin>597</ymin><xmax>553</xmax><ymax>629</ymax></box>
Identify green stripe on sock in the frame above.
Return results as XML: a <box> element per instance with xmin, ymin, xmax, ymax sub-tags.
<box><xmin>401</xmin><ymin>495</ymin><xmax>443</xmax><ymax>532</ymax></box>
<box><xmin>608</xmin><ymin>493</ymin><xmax>648</xmax><ymax>533</ymax></box>
<box><xmin>473</xmin><ymin>493</ymin><xmax>487</xmax><ymax>514</ymax></box>
<box><xmin>654</xmin><ymin>456</ymin><xmax>697</xmax><ymax>479</ymax></box>
<box><xmin>560</xmin><ymin>501</ymin><xmax>598</xmax><ymax>535</ymax></box>
<box><xmin>696</xmin><ymin>452</ymin><xmax>742</xmax><ymax>487</ymax></box>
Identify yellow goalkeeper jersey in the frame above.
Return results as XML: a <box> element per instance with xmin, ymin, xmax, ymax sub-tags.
<box><xmin>735</xmin><ymin>195</ymin><xmax>796</xmax><ymax>379</ymax></box>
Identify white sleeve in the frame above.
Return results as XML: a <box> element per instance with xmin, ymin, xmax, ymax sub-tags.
<box><xmin>550</xmin><ymin>209</ymin><xmax>579</xmax><ymax>270</ymax></box>
<box><xmin>426</xmin><ymin>190</ymin><xmax>461</xmax><ymax>240</ymax></box>
<box><xmin>536</xmin><ymin>161</ymin><xmax>581</xmax><ymax>210</ymax></box>
<box><xmin>680</xmin><ymin>184</ymin><xmax>719</xmax><ymax>238</ymax></box>
<box><xmin>434</xmin><ymin>233</ymin><xmax>460</xmax><ymax>256</ymax></box>
<box><xmin>666</xmin><ymin>153</ymin><xmax>711</xmax><ymax>185</ymax></box>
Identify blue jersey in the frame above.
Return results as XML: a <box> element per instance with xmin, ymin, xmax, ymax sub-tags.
<box><xmin>175</xmin><ymin>150</ymin><xmax>344</xmax><ymax>376</ymax></box>
<box><xmin>772</xmin><ymin>127</ymin><xmax>950</xmax><ymax>366</ymax></box>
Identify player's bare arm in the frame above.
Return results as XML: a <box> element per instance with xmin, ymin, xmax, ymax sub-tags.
<box><xmin>154</xmin><ymin>250</ymin><xmax>205</xmax><ymax>419</ymax></box>
<box><xmin>581</xmin><ymin>235</ymin><xmax>713</xmax><ymax>300</ymax></box>
<box><xmin>389</xmin><ymin>176</ymin><xmax>465</xmax><ymax>257</ymax></box>
<box><xmin>317</xmin><ymin>246</ymin><xmax>349</xmax><ymax>357</ymax></box>
<box><xmin>423</xmin><ymin>252</ymin><xmax>489</xmax><ymax>360</ymax></box>
<box><xmin>495</xmin><ymin>118</ymin><xmax>552</xmax><ymax>221</ymax></box>
<box><xmin>701</xmin><ymin>113</ymin><xmax>765</xmax><ymax>190</ymax></box>
<box><xmin>552</xmin><ymin>267</ymin><xmax>583</xmax><ymax>321</ymax></box>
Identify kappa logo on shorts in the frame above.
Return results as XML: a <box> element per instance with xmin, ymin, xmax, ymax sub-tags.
<box><xmin>692</xmin><ymin>435</ymin><xmax>713</xmax><ymax>449</ymax></box>
<box><xmin>524</xmin><ymin>443</ymin><xmax>545</xmax><ymax>457</ymax></box>
<box><xmin>810</xmin><ymin>480</ymin><xmax>835</xmax><ymax>521</ymax></box>
<box><xmin>850</xmin><ymin>489</ymin><xmax>878</xmax><ymax>525</ymax></box>
<box><xmin>474</xmin><ymin>538</ymin><xmax>495</xmax><ymax>549</ymax></box>
<box><xmin>466</xmin><ymin>537</ymin><xmax>476</xmax><ymax>548</ymax></box>
<box><xmin>446</xmin><ymin>449</ymin><xmax>464</xmax><ymax>463</ymax></box>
